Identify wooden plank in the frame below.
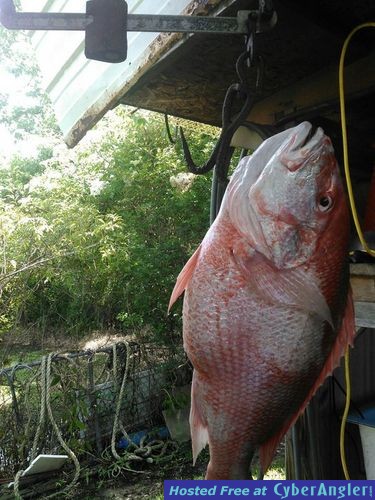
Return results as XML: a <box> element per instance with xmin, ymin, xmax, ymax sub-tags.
<box><xmin>350</xmin><ymin>264</ymin><xmax>375</xmax><ymax>303</ymax></box>
<box><xmin>247</xmin><ymin>51</ymin><xmax>375</xmax><ymax>125</ymax></box>
<box><xmin>350</xmin><ymin>264</ymin><xmax>375</xmax><ymax>277</ymax></box>
<box><xmin>355</xmin><ymin>301</ymin><xmax>375</xmax><ymax>329</ymax></box>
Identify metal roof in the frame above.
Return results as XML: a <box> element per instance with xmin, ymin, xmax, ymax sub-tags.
<box><xmin>21</xmin><ymin>0</ymin><xmax>375</xmax><ymax>157</ymax></box>
<box><xmin>22</xmin><ymin>0</ymin><xmax>230</xmax><ymax>147</ymax></box>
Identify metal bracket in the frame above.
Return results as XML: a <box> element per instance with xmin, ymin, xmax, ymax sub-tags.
<box><xmin>0</xmin><ymin>0</ymin><xmax>277</xmax><ymax>63</ymax></box>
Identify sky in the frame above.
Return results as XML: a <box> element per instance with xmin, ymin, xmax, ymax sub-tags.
<box><xmin>0</xmin><ymin>34</ymin><xmax>51</xmax><ymax>160</ymax></box>
<box><xmin>0</xmin><ymin>124</ymin><xmax>52</xmax><ymax>161</ymax></box>
<box><xmin>0</xmin><ymin>1</ymin><xmax>62</xmax><ymax>160</ymax></box>
<box><xmin>0</xmin><ymin>65</ymin><xmax>26</xmax><ymax>158</ymax></box>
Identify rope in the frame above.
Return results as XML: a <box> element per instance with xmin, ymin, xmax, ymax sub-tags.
<box><xmin>13</xmin><ymin>470</ymin><xmax>24</xmax><ymax>500</ymax></box>
<box><xmin>12</xmin><ymin>343</ymin><xmax>179</xmax><ymax>496</ymax></box>
<box><xmin>45</xmin><ymin>353</ymin><xmax>81</xmax><ymax>498</ymax></box>
<box><xmin>338</xmin><ymin>21</ymin><xmax>375</xmax><ymax>480</ymax></box>
<box><xmin>340</xmin><ymin>349</ymin><xmax>351</xmax><ymax>480</ymax></box>
<box><xmin>110</xmin><ymin>342</ymin><xmax>151</xmax><ymax>470</ymax></box>
<box><xmin>110</xmin><ymin>343</ymin><xmax>172</xmax><ymax>472</ymax></box>
<box><xmin>111</xmin><ymin>342</ymin><xmax>131</xmax><ymax>461</ymax></box>
<box><xmin>13</xmin><ymin>353</ymin><xmax>81</xmax><ymax>499</ymax></box>
<box><xmin>31</xmin><ymin>356</ymin><xmax>47</xmax><ymax>461</ymax></box>
<box><xmin>13</xmin><ymin>358</ymin><xmax>49</xmax><ymax>500</ymax></box>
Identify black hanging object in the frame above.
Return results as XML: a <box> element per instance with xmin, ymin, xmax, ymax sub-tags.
<box><xmin>85</xmin><ymin>0</ymin><xmax>128</xmax><ymax>63</ymax></box>
<box><xmin>164</xmin><ymin>114</ymin><xmax>178</xmax><ymax>145</ymax></box>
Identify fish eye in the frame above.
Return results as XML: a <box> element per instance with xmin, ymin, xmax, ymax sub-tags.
<box><xmin>318</xmin><ymin>195</ymin><xmax>333</xmax><ymax>212</ymax></box>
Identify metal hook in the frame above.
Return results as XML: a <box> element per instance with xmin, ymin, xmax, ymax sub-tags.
<box><xmin>180</xmin><ymin>56</ymin><xmax>257</xmax><ymax>177</ymax></box>
<box><xmin>179</xmin><ymin>0</ymin><xmax>270</xmax><ymax>179</ymax></box>
<box><xmin>164</xmin><ymin>114</ymin><xmax>178</xmax><ymax>145</ymax></box>
<box><xmin>180</xmin><ymin>126</ymin><xmax>220</xmax><ymax>175</ymax></box>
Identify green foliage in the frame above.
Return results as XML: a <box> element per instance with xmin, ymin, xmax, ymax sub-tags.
<box><xmin>0</xmin><ymin>17</ymin><xmax>218</xmax><ymax>344</ymax></box>
<box><xmin>162</xmin><ymin>389</ymin><xmax>190</xmax><ymax>412</ymax></box>
<box><xmin>0</xmin><ymin>148</ymin><xmax>51</xmax><ymax>202</ymax></box>
<box><xmin>0</xmin><ymin>109</ymin><xmax>217</xmax><ymax>342</ymax></box>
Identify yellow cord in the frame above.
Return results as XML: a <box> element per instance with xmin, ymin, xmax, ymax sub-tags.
<box><xmin>340</xmin><ymin>348</ymin><xmax>351</xmax><ymax>480</ymax></box>
<box><xmin>339</xmin><ymin>22</ymin><xmax>375</xmax><ymax>480</ymax></box>
<box><xmin>339</xmin><ymin>22</ymin><xmax>375</xmax><ymax>257</ymax></box>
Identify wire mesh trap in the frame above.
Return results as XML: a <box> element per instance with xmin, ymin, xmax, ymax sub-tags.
<box><xmin>0</xmin><ymin>341</ymin><xmax>191</xmax><ymax>489</ymax></box>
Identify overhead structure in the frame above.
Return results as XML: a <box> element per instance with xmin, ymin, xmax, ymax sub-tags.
<box><xmin>3</xmin><ymin>0</ymin><xmax>273</xmax><ymax>147</ymax></box>
<box><xmin>0</xmin><ymin>0</ymin><xmax>370</xmax><ymax>154</ymax></box>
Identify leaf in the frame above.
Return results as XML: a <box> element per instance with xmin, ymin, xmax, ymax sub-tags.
<box><xmin>50</xmin><ymin>375</ymin><xmax>61</xmax><ymax>387</ymax></box>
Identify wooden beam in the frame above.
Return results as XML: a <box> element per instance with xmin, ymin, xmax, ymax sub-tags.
<box><xmin>351</xmin><ymin>264</ymin><xmax>375</xmax><ymax>303</ymax></box>
<box><xmin>248</xmin><ymin>51</ymin><xmax>375</xmax><ymax>125</ymax></box>
<box><xmin>355</xmin><ymin>302</ymin><xmax>375</xmax><ymax>329</ymax></box>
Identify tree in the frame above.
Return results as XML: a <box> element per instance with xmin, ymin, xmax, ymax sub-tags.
<box><xmin>0</xmin><ymin>108</ymin><xmax>218</xmax><ymax>343</ymax></box>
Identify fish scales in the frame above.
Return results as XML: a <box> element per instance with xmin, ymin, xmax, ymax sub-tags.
<box><xmin>169</xmin><ymin>122</ymin><xmax>355</xmax><ymax>479</ymax></box>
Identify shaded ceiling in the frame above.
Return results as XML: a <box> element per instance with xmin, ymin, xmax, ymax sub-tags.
<box><xmin>121</xmin><ymin>0</ymin><xmax>375</xmax><ymax>128</ymax></box>
<box><xmin>120</xmin><ymin>0</ymin><xmax>375</xmax><ymax>180</ymax></box>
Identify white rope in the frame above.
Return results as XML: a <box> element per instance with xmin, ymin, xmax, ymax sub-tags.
<box><xmin>45</xmin><ymin>353</ymin><xmax>81</xmax><ymax>498</ymax></box>
<box><xmin>109</xmin><ymin>343</ymin><xmax>169</xmax><ymax>472</ymax></box>
<box><xmin>13</xmin><ymin>353</ymin><xmax>81</xmax><ymax>499</ymax></box>
<box><xmin>13</xmin><ymin>469</ymin><xmax>24</xmax><ymax>500</ymax></box>
<box><xmin>12</xmin><ymin>342</ymin><xmax>174</xmax><ymax>497</ymax></box>
<box><xmin>111</xmin><ymin>342</ymin><xmax>138</xmax><ymax>462</ymax></box>
<box><xmin>13</xmin><ymin>358</ymin><xmax>48</xmax><ymax>500</ymax></box>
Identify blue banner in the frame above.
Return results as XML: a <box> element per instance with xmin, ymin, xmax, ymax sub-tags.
<box><xmin>164</xmin><ymin>480</ymin><xmax>374</xmax><ymax>499</ymax></box>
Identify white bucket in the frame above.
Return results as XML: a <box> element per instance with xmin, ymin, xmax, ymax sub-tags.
<box><xmin>359</xmin><ymin>424</ymin><xmax>375</xmax><ymax>479</ymax></box>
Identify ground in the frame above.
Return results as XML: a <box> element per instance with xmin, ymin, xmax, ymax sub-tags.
<box><xmin>75</xmin><ymin>443</ymin><xmax>285</xmax><ymax>499</ymax></box>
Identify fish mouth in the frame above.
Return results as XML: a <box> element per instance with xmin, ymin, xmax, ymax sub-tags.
<box><xmin>291</xmin><ymin>122</ymin><xmax>324</xmax><ymax>151</ymax></box>
<box><xmin>300</xmin><ymin>124</ymin><xmax>318</xmax><ymax>147</ymax></box>
<box><xmin>283</xmin><ymin>122</ymin><xmax>326</xmax><ymax>172</ymax></box>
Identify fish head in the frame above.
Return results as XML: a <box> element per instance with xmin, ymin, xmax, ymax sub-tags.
<box><xmin>226</xmin><ymin>122</ymin><xmax>348</xmax><ymax>268</ymax></box>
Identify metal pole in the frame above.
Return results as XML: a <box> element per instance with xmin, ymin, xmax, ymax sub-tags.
<box><xmin>0</xmin><ymin>0</ymin><xmax>276</xmax><ymax>35</ymax></box>
<box><xmin>0</xmin><ymin>6</ymin><xmax>254</xmax><ymax>35</ymax></box>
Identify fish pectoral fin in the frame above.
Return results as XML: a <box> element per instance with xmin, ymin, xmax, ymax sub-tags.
<box><xmin>259</xmin><ymin>289</ymin><xmax>356</xmax><ymax>473</ymax></box>
<box><xmin>168</xmin><ymin>245</ymin><xmax>201</xmax><ymax>313</ymax></box>
<box><xmin>232</xmin><ymin>249</ymin><xmax>333</xmax><ymax>327</ymax></box>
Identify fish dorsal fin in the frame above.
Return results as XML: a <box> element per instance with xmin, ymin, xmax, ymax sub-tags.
<box><xmin>232</xmin><ymin>248</ymin><xmax>333</xmax><ymax>327</ymax></box>
<box><xmin>168</xmin><ymin>245</ymin><xmax>201</xmax><ymax>312</ymax></box>
<box><xmin>259</xmin><ymin>289</ymin><xmax>356</xmax><ymax>472</ymax></box>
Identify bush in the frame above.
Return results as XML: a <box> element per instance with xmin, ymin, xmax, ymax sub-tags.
<box><xmin>0</xmin><ymin>109</ymin><xmax>217</xmax><ymax>343</ymax></box>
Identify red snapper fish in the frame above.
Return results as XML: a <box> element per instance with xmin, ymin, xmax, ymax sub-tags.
<box><xmin>169</xmin><ymin>122</ymin><xmax>355</xmax><ymax>479</ymax></box>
